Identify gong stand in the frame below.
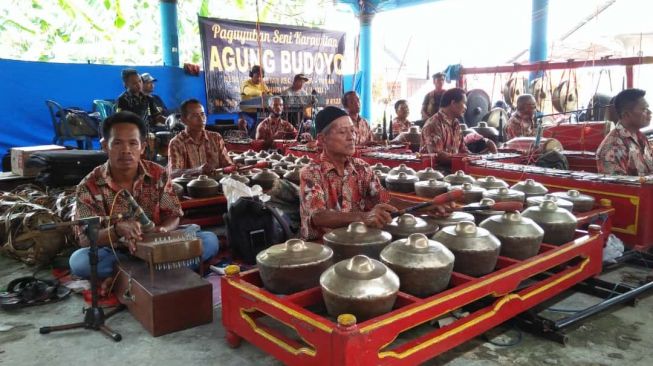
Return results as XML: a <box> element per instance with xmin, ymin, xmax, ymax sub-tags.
<box><xmin>39</xmin><ymin>216</ymin><xmax>124</xmax><ymax>342</ymax></box>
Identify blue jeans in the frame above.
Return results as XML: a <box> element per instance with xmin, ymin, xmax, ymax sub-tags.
<box><xmin>69</xmin><ymin>225</ymin><xmax>219</xmax><ymax>279</ymax></box>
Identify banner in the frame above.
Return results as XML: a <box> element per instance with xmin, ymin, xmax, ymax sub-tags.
<box><xmin>199</xmin><ymin>17</ymin><xmax>346</xmax><ymax>114</ymax></box>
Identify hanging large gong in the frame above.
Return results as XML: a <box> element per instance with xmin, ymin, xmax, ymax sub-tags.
<box><xmin>552</xmin><ymin>80</ymin><xmax>579</xmax><ymax>113</ymax></box>
<box><xmin>484</xmin><ymin>107</ymin><xmax>509</xmax><ymax>129</ymax></box>
<box><xmin>530</xmin><ymin>77</ymin><xmax>552</xmax><ymax>112</ymax></box>
<box><xmin>463</xmin><ymin>89</ymin><xmax>490</xmax><ymax>127</ymax></box>
<box><xmin>503</xmin><ymin>77</ymin><xmax>527</xmax><ymax>109</ymax></box>
<box><xmin>586</xmin><ymin>93</ymin><xmax>615</xmax><ymax>121</ymax></box>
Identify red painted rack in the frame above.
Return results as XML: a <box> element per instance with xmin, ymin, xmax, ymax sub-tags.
<box><xmin>221</xmin><ymin>224</ymin><xmax>606</xmax><ymax>366</ymax></box>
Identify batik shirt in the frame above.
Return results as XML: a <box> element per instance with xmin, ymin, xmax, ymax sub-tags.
<box><xmin>73</xmin><ymin>161</ymin><xmax>182</xmax><ymax>247</ymax></box>
<box><xmin>168</xmin><ymin>130</ymin><xmax>232</xmax><ymax>177</ymax></box>
<box><xmin>392</xmin><ymin>118</ymin><xmax>412</xmax><ymax>136</ymax></box>
<box><xmin>255</xmin><ymin>117</ymin><xmax>297</xmax><ymax>140</ymax></box>
<box><xmin>420</xmin><ymin>111</ymin><xmax>469</xmax><ymax>154</ymax></box>
<box><xmin>421</xmin><ymin>90</ymin><xmax>445</xmax><ymax>119</ymax></box>
<box><xmin>299</xmin><ymin>154</ymin><xmax>389</xmax><ymax>240</ymax></box>
<box><xmin>505</xmin><ymin>111</ymin><xmax>536</xmax><ymax>140</ymax></box>
<box><xmin>352</xmin><ymin>115</ymin><xmax>375</xmax><ymax>146</ymax></box>
<box><xmin>596</xmin><ymin>123</ymin><xmax>653</xmax><ymax>176</ymax></box>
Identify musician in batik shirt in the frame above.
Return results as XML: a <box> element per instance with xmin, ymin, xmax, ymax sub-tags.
<box><xmin>420</xmin><ymin>88</ymin><xmax>470</xmax><ymax>164</ymax></box>
<box><xmin>299</xmin><ymin>107</ymin><xmax>451</xmax><ymax>240</ymax></box>
<box><xmin>505</xmin><ymin>94</ymin><xmax>537</xmax><ymax>140</ymax></box>
<box><xmin>343</xmin><ymin>91</ymin><xmax>375</xmax><ymax>146</ymax></box>
<box><xmin>168</xmin><ymin>99</ymin><xmax>232</xmax><ymax>178</ymax></box>
<box><xmin>392</xmin><ymin>99</ymin><xmax>413</xmax><ymax>136</ymax></box>
<box><xmin>256</xmin><ymin>96</ymin><xmax>298</xmax><ymax>141</ymax></box>
<box><xmin>597</xmin><ymin>88</ymin><xmax>653</xmax><ymax>176</ymax></box>
<box><xmin>69</xmin><ymin>112</ymin><xmax>218</xmax><ymax>291</ymax></box>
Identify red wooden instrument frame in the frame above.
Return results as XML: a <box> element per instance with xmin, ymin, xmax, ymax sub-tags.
<box><xmin>221</xmin><ymin>207</ymin><xmax>610</xmax><ymax>365</ymax></box>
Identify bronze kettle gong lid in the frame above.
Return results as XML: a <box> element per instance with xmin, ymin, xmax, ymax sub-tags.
<box><xmin>380</xmin><ymin>233</ymin><xmax>454</xmax><ymax>270</ymax></box>
<box><xmin>323</xmin><ymin>222</ymin><xmax>392</xmax><ymax>246</ymax></box>
<box><xmin>257</xmin><ymin>239</ymin><xmax>333</xmax><ymax>268</ymax></box>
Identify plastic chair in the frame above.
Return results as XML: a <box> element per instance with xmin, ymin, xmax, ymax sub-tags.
<box><xmin>45</xmin><ymin>100</ymin><xmax>93</xmax><ymax>150</ymax></box>
<box><xmin>93</xmin><ymin>99</ymin><xmax>115</xmax><ymax>121</ymax></box>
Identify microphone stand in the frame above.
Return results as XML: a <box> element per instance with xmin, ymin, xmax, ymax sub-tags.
<box><xmin>39</xmin><ymin>216</ymin><xmax>124</xmax><ymax>342</ymax></box>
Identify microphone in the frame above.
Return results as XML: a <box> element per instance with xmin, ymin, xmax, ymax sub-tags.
<box><xmin>121</xmin><ymin>191</ymin><xmax>155</xmax><ymax>232</ymax></box>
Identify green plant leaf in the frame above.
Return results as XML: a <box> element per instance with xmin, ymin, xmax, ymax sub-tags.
<box><xmin>199</xmin><ymin>0</ymin><xmax>209</xmax><ymax>16</ymax></box>
<box><xmin>114</xmin><ymin>0</ymin><xmax>125</xmax><ymax>28</ymax></box>
<box><xmin>3</xmin><ymin>20</ymin><xmax>36</xmax><ymax>34</ymax></box>
<box><xmin>57</xmin><ymin>0</ymin><xmax>76</xmax><ymax>19</ymax></box>
<box><xmin>104</xmin><ymin>0</ymin><xmax>111</xmax><ymax>10</ymax></box>
<box><xmin>32</xmin><ymin>0</ymin><xmax>42</xmax><ymax>9</ymax></box>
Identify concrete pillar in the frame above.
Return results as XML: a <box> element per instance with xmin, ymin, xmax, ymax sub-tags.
<box><xmin>529</xmin><ymin>0</ymin><xmax>548</xmax><ymax>80</ymax></box>
<box><xmin>160</xmin><ymin>0</ymin><xmax>180</xmax><ymax>67</ymax></box>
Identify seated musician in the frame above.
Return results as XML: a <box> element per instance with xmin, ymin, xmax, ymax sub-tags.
<box><xmin>420</xmin><ymin>88</ymin><xmax>470</xmax><ymax>163</ymax></box>
<box><xmin>282</xmin><ymin>73</ymin><xmax>309</xmax><ymax>97</ymax></box>
<box><xmin>255</xmin><ymin>96</ymin><xmax>298</xmax><ymax>141</ymax></box>
<box><xmin>167</xmin><ymin>99</ymin><xmax>232</xmax><ymax>178</ymax></box>
<box><xmin>116</xmin><ymin>68</ymin><xmax>165</xmax><ymax>129</ymax></box>
<box><xmin>597</xmin><ymin>88</ymin><xmax>653</xmax><ymax>175</ymax></box>
<box><xmin>299</xmin><ymin>107</ymin><xmax>451</xmax><ymax>240</ymax></box>
<box><xmin>342</xmin><ymin>91</ymin><xmax>375</xmax><ymax>146</ymax></box>
<box><xmin>392</xmin><ymin>99</ymin><xmax>412</xmax><ymax>136</ymax></box>
<box><xmin>69</xmin><ymin>111</ymin><xmax>219</xmax><ymax>292</ymax></box>
<box><xmin>505</xmin><ymin>94</ymin><xmax>537</xmax><ymax>140</ymax></box>
<box><xmin>241</xmin><ymin>65</ymin><xmax>270</xmax><ymax>133</ymax></box>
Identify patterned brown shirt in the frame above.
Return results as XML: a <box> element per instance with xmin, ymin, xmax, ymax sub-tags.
<box><xmin>505</xmin><ymin>111</ymin><xmax>536</xmax><ymax>140</ymax></box>
<box><xmin>392</xmin><ymin>118</ymin><xmax>412</xmax><ymax>136</ymax></box>
<box><xmin>73</xmin><ymin>161</ymin><xmax>182</xmax><ymax>247</ymax></box>
<box><xmin>299</xmin><ymin>153</ymin><xmax>389</xmax><ymax>240</ymax></box>
<box><xmin>420</xmin><ymin>110</ymin><xmax>469</xmax><ymax>154</ymax></box>
<box><xmin>352</xmin><ymin>115</ymin><xmax>375</xmax><ymax>146</ymax></box>
<box><xmin>167</xmin><ymin>129</ymin><xmax>232</xmax><ymax>177</ymax></box>
<box><xmin>596</xmin><ymin>123</ymin><xmax>653</xmax><ymax>176</ymax></box>
<box><xmin>255</xmin><ymin>117</ymin><xmax>297</xmax><ymax>140</ymax></box>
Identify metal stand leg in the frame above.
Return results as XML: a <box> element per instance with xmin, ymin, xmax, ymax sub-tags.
<box><xmin>39</xmin><ymin>217</ymin><xmax>124</xmax><ymax>342</ymax></box>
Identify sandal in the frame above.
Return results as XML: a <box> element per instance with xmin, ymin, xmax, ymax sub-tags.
<box><xmin>1</xmin><ymin>276</ymin><xmax>71</xmax><ymax>310</ymax></box>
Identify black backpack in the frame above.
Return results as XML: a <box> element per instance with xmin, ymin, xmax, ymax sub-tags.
<box><xmin>223</xmin><ymin>196</ymin><xmax>292</xmax><ymax>265</ymax></box>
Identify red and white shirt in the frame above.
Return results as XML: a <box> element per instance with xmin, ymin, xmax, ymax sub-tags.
<box><xmin>299</xmin><ymin>154</ymin><xmax>389</xmax><ymax>240</ymax></box>
<box><xmin>597</xmin><ymin>123</ymin><xmax>653</xmax><ymax>176</ymax></box>
<box><xmin>167</xmin><ymin>129</ymin><xmax>232</xmax><ymax>177</ymax></box>
<box><xmin>73</xmin><ymin>161</ymin><xmax>182</xmax><ymax>247</ymax></box>
<box><xmin>420</xmin><ymin>110</ymin><xmax>469</xmax><ymax>154</ymax></box>
<box><xmin>505</xmin><ymin>111</ymin><xmax>536</xmax><ymax>140</ymax></box>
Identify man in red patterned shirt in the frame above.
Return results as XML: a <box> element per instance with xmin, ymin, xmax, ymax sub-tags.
<box><xmin>420</xmin><ymin>88</ymin><xmax>470</xmax><ymax>164</ymax></box>
<box><xmin>597</xmin><ymin>88</ymin><xmax>653</xmax><ymax>175</ymax></box>
<box><xmin>255</xmin><ymin>96</ymin><xmax>298</xmax><ymax>141</ymax></box>
<box><xmin>167</xmin><ymin>99</ymin><xmax>232</xmax><ymax>178</ymax></box>
<box><xmin>343</xmin><ymin>91</ymin><xmax>375</xmax><ymax>146</ymax></box>
<box><xmin>299</xmin><ymin>107</ymin><xmax>450</xmax><ymax>240</ymax></box>
<box><xmin>69</xmin><ymin>112</ymin><xmax>218</xmax><ymax>292</ymax></box>
<box><xmin>392</xmin><ymin>99</ymin><xmax>412</xmax><ymax>136</ymax></box>
<box><xmin>505</xmin><ymin>94</ymin><xmax>537</xmax><ymax>141</ymax></box>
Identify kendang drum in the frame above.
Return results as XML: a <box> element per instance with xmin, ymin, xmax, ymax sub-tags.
<box><xmin>503</xmin><ymin>137</ymin><xmax>562</xmax><ymax>154</ymax></box>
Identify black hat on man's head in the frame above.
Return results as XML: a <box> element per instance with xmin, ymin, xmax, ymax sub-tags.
<box><xmin>315</xmin><ymin>106</ymin><xmax>348</xmax><ymax>134</ymax></box>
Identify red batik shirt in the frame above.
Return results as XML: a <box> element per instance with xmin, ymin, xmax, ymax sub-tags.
<box><xmin>505</xmin><ymin>111</ymin><xmax>536</xmax><ymax>140</ymax></box>
<box><xmin>73</xmin><ymin>161</ymin><xmax>183</xmax><ymax>247</ymax></box>
<box><xmin>255</xmin><ymin>117</ymin><xmax>297</xmax><ymax>140</ymax></box>
<box><xmin>596</xmin><ymin>123</ymin><xmax>653</xmax><ymax>176</ymax></box>
<box><xmin>167</xmin><ymin>129</ymin><xmax>232</xmax><ymax>177</ymax></box>
<box><xmin>299</xmin><ymin>154</ymin><xmax>389</xmax><ymax>240</ymax></box>
<box><xmin>392</xmin><ymin>118</ymin><xmax>412</xmax><ymax>136</ymax></box>
<box><xmin>352</xmin><ymin>115</ymin><xmax>375</xmax><ymax>146</ymax></box>
<box><xmin>420</xmin><ymin>111</ymin><xmax>469</xmax><ymax>154</ymax></box>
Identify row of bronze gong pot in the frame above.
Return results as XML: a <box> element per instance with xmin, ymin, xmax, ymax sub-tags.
<box><xmin>255</xmin><ymin>191</ymin><xmax>594</xmax><ymax>321</ymax></box>
<box><xmin>170</xmin><ymin>150</ymin><xmax>315</xmax><ymax>198</ymax></box>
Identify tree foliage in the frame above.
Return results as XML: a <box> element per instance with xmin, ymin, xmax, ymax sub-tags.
<box><xmin>0</xmin><ymin>0</ymin><xmax>330</xmax><ymax>66</ymax></box>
